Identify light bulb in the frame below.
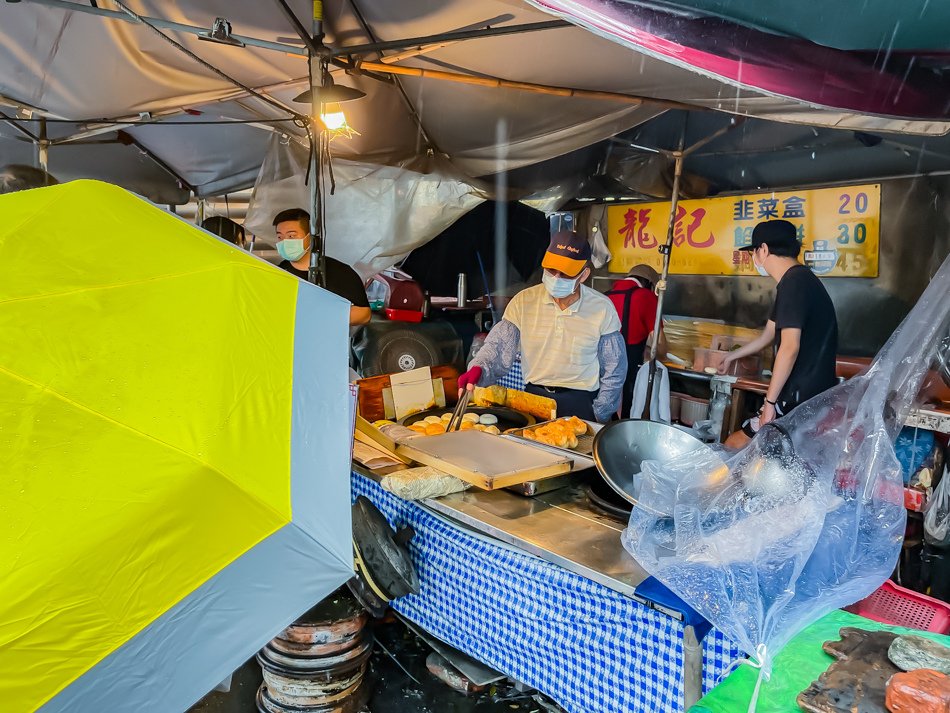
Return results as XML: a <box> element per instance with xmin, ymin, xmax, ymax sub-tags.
<box><xmin>320</xmin><ymin>103</ymin><xmax>347</xmax><ymax>131</ymax></box>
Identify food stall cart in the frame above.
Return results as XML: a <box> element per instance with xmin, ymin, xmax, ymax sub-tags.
<box><xmin>347</xmin><ymin>288</ymin><xmax>950</xmax><ymax>712</ymax></box>
<box><xmin>349</xmin><ymin>367</ymin><xmax>748</xmax><ymax>713</ymax></box>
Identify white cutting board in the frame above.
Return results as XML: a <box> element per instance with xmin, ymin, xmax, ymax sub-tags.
<box><xmin>395</xmin><ymin>430</ymin><xmax>572</xmax><ymax>490</ymax></box>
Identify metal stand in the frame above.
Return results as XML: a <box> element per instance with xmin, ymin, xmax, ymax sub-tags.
<box><xmin>683</xmin><ymin>625</ymin><xmax>703</xmax><ymax>710</ymax></box>
<box><xmin>643</xmin><ymin>118</ymin><xmax>745</xmax><ymax>417</ymax></box>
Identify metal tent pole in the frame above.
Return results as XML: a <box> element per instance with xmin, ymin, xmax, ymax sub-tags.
<box><xmin>642</xmin><ymin>118</ymin><xmax>743</xmax><ymax>419</ymax></box>
<box><xmin>37</xmin><ymin>118</ymin><xmax>49</xmax><ymax>172</ymax></box>
<box><xmin>642</xmin><ymin>131</ymin><xmax>685</xmax><ymax>420</ymax></box>
<box><xmin>275</xmin><ymin>0</ymin><xmax>328</xmax><ymax>288</ymax></box>
<box><xmin>308</xmin><ymin>4</ymin><xmax>327</xmax><ymax>289</ymax></box>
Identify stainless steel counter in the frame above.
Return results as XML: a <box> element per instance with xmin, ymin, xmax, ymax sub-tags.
<box><xmin>423</xmin><ymin>479</ymin><xmax>651</xmax><ymax>597</ymax></box>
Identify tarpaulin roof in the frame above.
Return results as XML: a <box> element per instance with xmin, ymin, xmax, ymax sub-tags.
<box><xmin>534</xmin><ymin>109</ymin><xmax>950</xmax><ymax>207</ymax></box>
<box><xmin>2</xmin><ymin>0</ymin><xmax>949</xmax><ymax>205</ymax></box>
<box><xmin>527</xmin><ymin>0</ymin><xmax>950</xmax><ymax>123</ymax></box>
<box><xmin>0</xmin><ymin>180</ymin><xmax>354</xmax><ymax>711</ymax></box>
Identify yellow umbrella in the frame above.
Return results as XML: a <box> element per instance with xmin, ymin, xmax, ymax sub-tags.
<box><xmin>0</xmin><ymin>181</ymin><xmax>354</xmax><ymax>711</ymax></box>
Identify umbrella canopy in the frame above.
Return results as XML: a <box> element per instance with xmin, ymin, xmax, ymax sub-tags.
<box><xmin>0</xmin><ymin>180</ymin><xmax>354</xmax><ymax>711</ymax></box>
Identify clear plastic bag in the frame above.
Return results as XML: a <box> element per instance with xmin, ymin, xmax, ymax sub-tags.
<box><xmin>623</xmin><ymin>254</ymin><xmax>950</xmax><ymax>708</ymax></box>
<box><xmin>925</xmin><ymin>470</ymin><xmax>950</xmax><ymax>547</ymax></box>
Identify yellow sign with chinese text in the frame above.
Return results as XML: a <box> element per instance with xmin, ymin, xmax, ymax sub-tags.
<box><xmin>606</xmin><ymin>184</ymin><xmax>880</xmax><ymax>277</ymax></box>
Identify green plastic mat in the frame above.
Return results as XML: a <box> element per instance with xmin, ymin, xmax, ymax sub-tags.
<box><xmin>692</xmin><ymin>609</ymin><xmax>950</xmax><ymax>713</ymax></box>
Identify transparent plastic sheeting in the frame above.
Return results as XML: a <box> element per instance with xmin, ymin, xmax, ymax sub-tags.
<box><xmin>623</xmin><ymin>253</ymin><xmax>950</xmax><ymax>704</ymax></box>
<box><xmin>244</xmin><ymin>135</ymin><xmax>485</xmax><ymax>280</ymax></box>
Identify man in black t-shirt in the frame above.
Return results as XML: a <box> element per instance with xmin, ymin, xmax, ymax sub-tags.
<box><xmin>720</xmin><ymin>219</ymin><xmax>838</xmax><ymax>446</ymax></box>
<box><xmin>272</xmin><ymin>208</ymin><xmax>371</xmax><ymax>326</ymax></box>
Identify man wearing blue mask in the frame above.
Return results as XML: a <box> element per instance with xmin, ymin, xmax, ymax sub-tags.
<box><xmin>273</xmin><ymin>208</ymin><xmax>372</xmax><ymax>326</ymax></box>
<box><xmin>720</xmin><ymin>219</ymin><xmax>838</xmax><ymax>446</ymax></box>
<box><xmin>457</xmin><ymin>231</ymin><xmax>626</xmax><ymax>422</ymax></box>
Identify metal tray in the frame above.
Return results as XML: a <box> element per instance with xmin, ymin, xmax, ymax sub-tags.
<box><xmin>506</xmin><ymin>418</ymin><xmax>598</xmax><ymax>457</ymax></box>
<box><xmin>505</xmin><ymin>471</ymin><xmax>582</xmax><ymax>496</ymax></box>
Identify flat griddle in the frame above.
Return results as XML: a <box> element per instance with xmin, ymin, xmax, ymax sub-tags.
<box><xmin>399</xmin><ymin>406</ymin><xmax>535</xmax><ymax>432</ymax></box>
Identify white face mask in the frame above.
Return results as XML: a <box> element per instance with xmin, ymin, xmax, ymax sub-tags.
<box><xmin>542</xmin><ymin>271</ymin><xmax>579</xmax><ymax>299</ymax></box>
<box><xmin>753</xmin><ymin>248</ymin><xmax>769</xmax><ymax>277</ymax></box>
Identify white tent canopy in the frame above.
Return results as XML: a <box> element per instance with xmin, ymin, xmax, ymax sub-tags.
<box><xmin>3</xmin><ymin>0</ymin><xmax>946</xmax><ymax>206</ymax></box>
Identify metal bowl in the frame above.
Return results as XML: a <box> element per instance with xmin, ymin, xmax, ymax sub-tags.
<box><xmin>592</xmin><ymin>420</ymin><xmax>714</xmax><ymax>513</ymax></box>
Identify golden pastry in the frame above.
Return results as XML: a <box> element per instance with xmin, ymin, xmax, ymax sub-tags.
<box><xmin>566</xmin><ymin>416</ymin><xmax>587</xmax><ymax>435</ymax></box>
<box><xmin>462</xmin><ymin>413</ymin><xmax>480</xmax><ymax>424</ymax></box>
<box><xmin>424</xmin><ymin>423</ymin><xmax>447</xmax><ymax>435</ymax></box>
<box><xmin>423</xmin><ymin>415</ymin><xmax>443</xmax><ymax>425</ymax></box>
<box><xmin>459</xmin><ymin>421</ymin><xmax>476</xmax><ymax>431</ymax></box>
<box><xmin>408</xmin><ymin>424</ymin><xmax>427</xmax><ymax>434</ymax></box>
<box><xmin>484</xmin><ymin>425</ymin><xmax>500</xmax><ymax>435</ymax></box>
<box><xmin>537</xmin><ymin>425</ymin><xmax>567</xmax><ymax>447</ymax></box>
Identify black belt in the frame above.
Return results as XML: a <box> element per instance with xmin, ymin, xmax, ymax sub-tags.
<box><xmin>525</xmin><ymin>383</ymin><xmax>596</xmax><ymax>395</ymax></box>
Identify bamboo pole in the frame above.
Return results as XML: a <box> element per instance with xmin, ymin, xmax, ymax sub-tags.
<box><xmin>353</xmin><ymin>61</ymin><xmax>699</xmax><ymax>110</ymax></box>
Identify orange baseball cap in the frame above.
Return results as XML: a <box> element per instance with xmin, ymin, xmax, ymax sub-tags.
<box><xmin>541</xmin><ymin>231</ymin><xmax>591</xmax><ymax>277</ymax></box>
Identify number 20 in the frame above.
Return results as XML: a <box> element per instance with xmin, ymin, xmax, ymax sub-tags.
<box><xmin>838</xmin><ymin>192</ymin><xmax>869</xmax><ymax>215</ymax></box>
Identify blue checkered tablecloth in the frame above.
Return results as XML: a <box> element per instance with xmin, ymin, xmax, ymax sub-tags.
<box><xmin>497</xmin><ymin>353</ymin><xmax>525</xmax><ymax>391</ymax></box>
<box><xmin>702</xmin><ymin>630</ymin><xmax>745</xmax><ymax>695</ymax></box>
<box><xmin>352</xmin><ymin>473</ymin><xmax>744</xmax><ymax>712</ymax></box>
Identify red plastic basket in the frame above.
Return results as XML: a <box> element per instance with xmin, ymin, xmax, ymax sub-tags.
<box><xmin>845</xmin><ymin>580</ymin><xmax>950</xmax><ymax>634</ymax></box>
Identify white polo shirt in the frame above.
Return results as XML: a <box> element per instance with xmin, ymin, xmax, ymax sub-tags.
<box><xmin>503</xmin><ymin>284</ymin><xmax>622</xmax><ymax>391</ymax></box>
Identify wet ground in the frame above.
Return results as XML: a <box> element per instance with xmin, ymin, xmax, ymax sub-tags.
<box><xmin>190</xmin><ymin>617</ymin><xmax>561</xmax><ymax>713</ymax></box>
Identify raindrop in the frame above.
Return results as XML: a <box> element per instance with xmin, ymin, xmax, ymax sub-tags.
<box><xmin>880</xmin><ymin>22</ymin><xmax>900</xmax><ymax>71</ymax></box>
<box><xmin>811</xmin><ymin>152</ymin><xmax>816</xmax><ymax>160</ymax></box>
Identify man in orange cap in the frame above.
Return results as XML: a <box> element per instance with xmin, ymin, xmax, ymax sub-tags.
<box><xmin>457</xmin><ymin>231</ymin><xmax>626</xmax><ymax>422</ymax></box>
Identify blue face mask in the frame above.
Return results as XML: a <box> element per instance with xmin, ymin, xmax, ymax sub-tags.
<box><xmin>542</xmin><ymin>270</ymin><xmax>579</xmax><ymax>299</ymax></box>
<box><xmin>753</xmin><ymin>249</ymin><xmax>769</xmax><ymax>277</ymax></box>
<box><xmin>277</xmin><ymin>238</ymin><xmax>307</xmax><ymax>262</ymax></box>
